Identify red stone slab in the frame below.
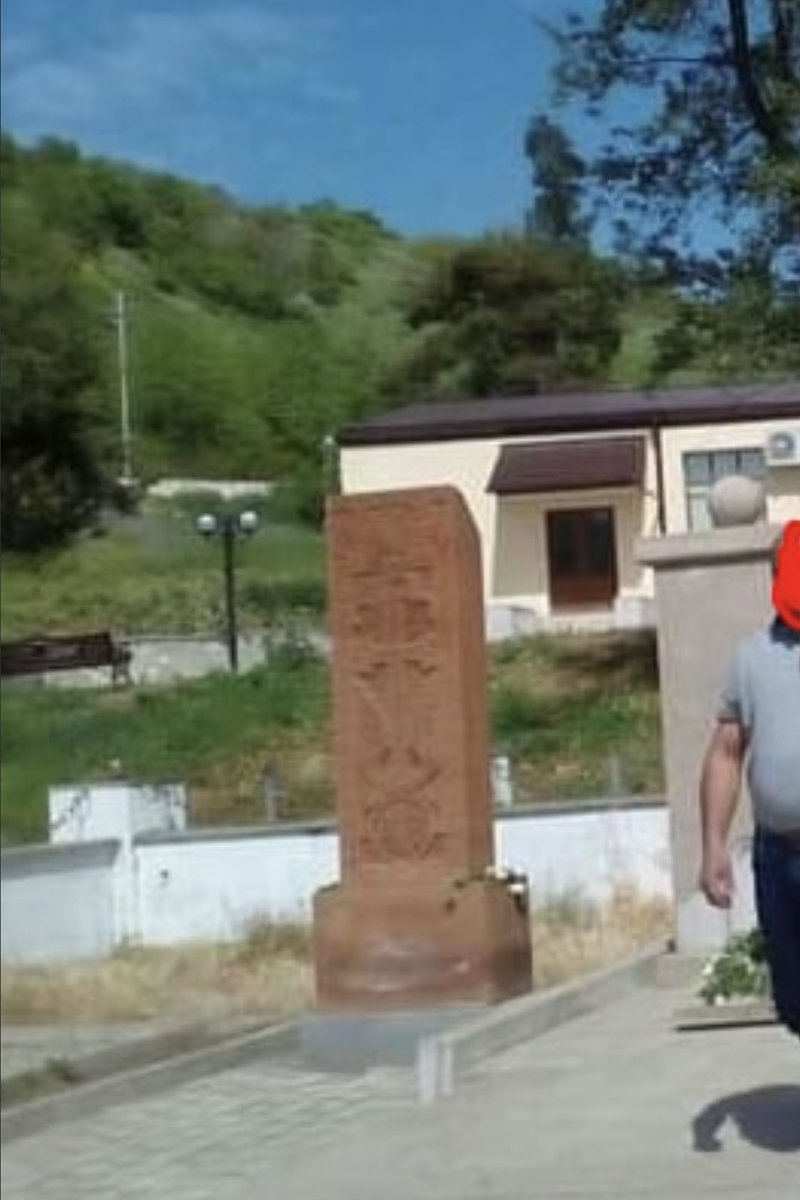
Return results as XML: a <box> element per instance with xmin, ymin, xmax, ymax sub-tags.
<box><xmin>314</xmin><ymin>486</ymin><xmax>532</xmax><ymax>1010</ymax></box>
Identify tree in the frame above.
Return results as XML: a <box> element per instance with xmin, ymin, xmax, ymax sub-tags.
<box><xmin>383</xmin><ymin>234</ymin><xmax>624</xmax><ymax>401</ymax></box>
<box><xmin>653</xmin><ymin>256</ymin><xmax>800</xmax><ymax>377</ymax></box>
<box><xmin>540</xmin><ymin>1</ymin><xmax>800</xmax><ymax>283</ymax></box>
<box><xmin>0</xmin><ymin>199</ymin><xmax>108</xmax><ymax>550</ymax></box>
<box><xmin>524</xmin><ymin>116</ymin><xmax>590</xmax><ymax>244</ymax></box>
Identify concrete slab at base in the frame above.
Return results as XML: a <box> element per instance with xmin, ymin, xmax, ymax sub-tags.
<box><xmin>674</xmin><ymin>998</ymin><xmax>776</xmax><ymax>1030</ymax></box>
<box><xmin>652</xmin><ymin>950</ymin><xmax>705</xmax><ymax>988</ymax></box>
<box><xmin>299</xmin><ymin>1006</ymin><xmax>484</xmax><ymax>1072</ymax></box>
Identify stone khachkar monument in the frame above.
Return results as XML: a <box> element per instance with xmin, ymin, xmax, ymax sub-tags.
<box><xmin>313</xmin><ymin>486</ymin><xmax>532</xmax><ymax>1011</ymax></box>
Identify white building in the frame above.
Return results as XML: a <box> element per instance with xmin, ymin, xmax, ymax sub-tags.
<box><xmin>338</xmin><ymin>381</ymin><xmax>800</xmax><ymax>633</ymax></box>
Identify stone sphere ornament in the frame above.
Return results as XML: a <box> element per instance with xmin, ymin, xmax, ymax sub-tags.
<box><xmin>707</xmin><ymin>475</ymin><xmax>767</xmax><ymax>528</ymax></box>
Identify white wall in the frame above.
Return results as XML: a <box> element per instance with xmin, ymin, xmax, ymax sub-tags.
<box><xmin>136</xmin><ymin>824</ymin><xmax>340</xmax><ymax>944</ymax></box>
<box><xmin>491</xmin><ymin>486</ymin><xmax>655</xmax><ymax>617</ymax></box>
<box><xmin>136</xmin><ymin>802</ymin><xmax>671</xmax><ymax>947</ymax></box>
<box><xmin>340</xmin><ymin>431</ymin><xmax>660</xmax><ymax>608</ymax></box>
<box><xmin>147</xmin><ymin>479</ymin><xmax>273</xmax><ymax>500</ymax></box>
<box><xmin>39</xmin><ymin>635</ymin><xmax>272</xmax><ymax>689</ymax></box>
<box><xmin>2</xmin><ymin>802</ymin><xmax>674</xmax><ymax>963</ymax></box>
<box><xmin>1</xmin><ymin>841</ymin><xmax>120</xmax><ymax>964</ymax></box>
<box><xmin>661</xmin><ymin>420</ymin><xmax>800</xmax><ymax>533</ymax></box>
<box><xmin>766</xmin><ymin>464</ymin><xmax>800</xmax><ymax>524</ymax></box>
<box><xmin>50</xmin><ymin>783</ymin><xmax>187</xmax><ymax>844</ymax></box>
<box><xmin>496</xmin><ymin>803</ymin><xmax>669</xmax><ymax>905</ymax></box>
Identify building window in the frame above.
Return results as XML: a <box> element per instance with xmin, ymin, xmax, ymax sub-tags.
<box><xmin>683</xmin><ymin>448</ymin><xmax>766</xmax><ymax>532</ymax></box>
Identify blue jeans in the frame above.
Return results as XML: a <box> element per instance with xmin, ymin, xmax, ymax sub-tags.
<box><xmin>753</xmin><ymin>829</ymin><xmax>800</xmax><ymax>1037</ymax></box>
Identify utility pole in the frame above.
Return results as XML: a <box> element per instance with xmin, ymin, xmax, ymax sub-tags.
<box><xmin>115</xmin><ymin>290</ymin><xmax>134</xmax><ymax>484</ymax></box>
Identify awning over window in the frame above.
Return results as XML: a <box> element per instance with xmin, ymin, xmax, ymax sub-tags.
<box><xmin>487</xmin><ymin>436</ymin><xmax>645</xmax><ymax>495</ymax></box>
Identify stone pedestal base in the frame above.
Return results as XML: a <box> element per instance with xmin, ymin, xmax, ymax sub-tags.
<box><xmin>312</xmin><ymin>877</ymin><xmax>533</xmax><ymax>1011</ymax></box>
<box><xmin>299</xmin><ymin>1006</ymin><xmax>481</xmax><ymax>1071</ymax></box>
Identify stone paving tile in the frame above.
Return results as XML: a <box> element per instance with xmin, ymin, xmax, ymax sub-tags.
<box><xmin>3</xmin><ymin>989</ymin><xmax>797</xmax><ymax>1200</ymax></box>
<box><xmin>2</xmin><ymin>1059</ymin><xmax>415</xmax><ymax>1200</ymax></box>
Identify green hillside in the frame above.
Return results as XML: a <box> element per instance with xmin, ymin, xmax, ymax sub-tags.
<box><xmin>4</xmin><ymin>131</ymin><xmax>792</xmax><ymax>560</ymax></box>
<box><xmin>0</xmin><ymin>133</ymin><xmax>652</xmax><ymax>551</ymax></box>
<box><xmin>0</xmin><ymin>135</ymin><xmax>429</xmax><ymax>553</ymax></box>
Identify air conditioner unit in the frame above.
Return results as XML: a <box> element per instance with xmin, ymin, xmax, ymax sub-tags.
<box><xmin>765</xmin><ymin>427</ymin><xmax>800</xmax><ymax>468</ymax></box>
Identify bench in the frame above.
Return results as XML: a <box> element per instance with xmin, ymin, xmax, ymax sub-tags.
<box><xmin>0</xmin><ymin>632</ymin><xmax>132</xmax><ymax>685</ymax></box>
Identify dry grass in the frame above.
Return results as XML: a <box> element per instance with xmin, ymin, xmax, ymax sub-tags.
<box><xmin>531</xmin><ymin>886</ymin><xmax>672</xmax><ymax>989</ymax></box>
<box><xmin>1</xmin><ymin>922</ymin><xmax>313</xmax><ymax>1026</ymax></box>
<box><xmin>189</xmin><ymin>737</ymin><xmax>334</xmax><ymax>827</ymax></box>
<box><xmin>1</xmin><ymin>892</ymin><xmax>672</xmax><ymax>1026</ymax></box>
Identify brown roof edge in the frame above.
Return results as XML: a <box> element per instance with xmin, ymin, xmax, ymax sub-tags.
<box><xmin>337</xmin><ymin>381</ymin><xmax>800</xmax><ymax>447</ymax></box>
<box><xmin>487</xmin><ymin>436</ymin><xmax>645</xmax><ymax>495</ymax></box>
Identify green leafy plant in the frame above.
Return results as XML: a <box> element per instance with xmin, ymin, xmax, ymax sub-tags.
<box><xmin>699</xmin><ymin>929</ymin><xmax>771</xmax><ymax>1005</ymax></box>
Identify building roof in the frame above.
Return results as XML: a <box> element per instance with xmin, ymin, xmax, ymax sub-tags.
<box><xmin>338</xmin><ymin>380</ymin><xmax>800</xmax><ymax>448</ymax></box>
<box><xmin>487</xmin><ymin>437</ymin><xmax>645</xmax><ymax>495</ymax></box>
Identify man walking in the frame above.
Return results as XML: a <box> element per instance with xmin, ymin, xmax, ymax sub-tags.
<box><xmin>699</xmin><ymin>519</ymin><xmax>800</xmax><ymax>1036</ymax></box>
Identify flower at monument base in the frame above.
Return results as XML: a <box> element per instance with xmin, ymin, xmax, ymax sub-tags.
<box><xmin>485</xmin><ymin>865</ymin><xmax>514</xmax><ymax>883</ymax></box>
<box><xmin>483</xmin><ymin>864</ymin><xmax>528</xmax><ymax>888</ymax></box>
<box><xmin>487</xmin><ymin>866</ymin><xmax>530</xmax><ymax>913</ymax></box>
<box><xmin>451</xmin><ymin>865</ymin><xmax>530</xmax><ymax>916</ymax></box>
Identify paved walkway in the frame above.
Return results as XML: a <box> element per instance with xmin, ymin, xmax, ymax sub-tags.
<box><xmin>1</xmin><ymin>1022</ymin><xmax>159</xmax><ymax>1081</ymax></box>
<box><xmin>3</xmin><ymin>985</ymin><xmax>798</xmax><ymax>1199</ymax></box>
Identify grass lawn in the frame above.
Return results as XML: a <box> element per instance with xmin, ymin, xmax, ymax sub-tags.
<box><xmin>490</xmin><ymin>630</ymin><xmax>664</xmax><ymax>802</ymax></box>
<box><xmin>0</xmin><ymin>631</ymin><xmax>663</xmax><ymax>845</ymax></box>
<box><xmin>0</xmin><ymin>659</ymin><xmax>330</xmax><ymax>844</ymax></box>
<box><xmin>0</xmin><ymin>496</ymin><xmax>326</xmax><ymax>639</ymax></box>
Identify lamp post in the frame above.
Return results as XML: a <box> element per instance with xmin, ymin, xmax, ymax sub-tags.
<box><xmin>196</xmin><ymin>509</ymin><xmax>259</xmax><ymax>671</ymax></box>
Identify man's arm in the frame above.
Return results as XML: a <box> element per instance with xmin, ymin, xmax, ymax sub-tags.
<box><xmin>699</xmin><ymin>721</ymin><xmax>748</xmax><ymax>908</ymax></box>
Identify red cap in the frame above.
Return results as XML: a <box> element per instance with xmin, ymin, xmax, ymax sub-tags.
<box><xmin>772</xmin><ymin>520</ymin><xmax>800</xmax><ymax>631</ymax></box>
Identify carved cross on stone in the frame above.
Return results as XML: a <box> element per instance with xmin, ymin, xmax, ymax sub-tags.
<box><xmin>329</xmin><ymin>489</ymin><xmax>494</xmax><ymax>882</ymax></box>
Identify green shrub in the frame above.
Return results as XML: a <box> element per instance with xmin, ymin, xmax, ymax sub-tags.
<box><xmin>243</xmin><ymin>577</ymin><xmax>327</xmax><ymax>621</ymax></box>
<box><xmin>263</xmin><ymin>626</ymin><xmax>323</xmax><ymax>670</ymax></box>
<box><xmin>263</xmin><ymin>474</ymin><xmax>328</xmax><ymax>529</ymax></box>
<box><xmin>699</xmin><ymin>930</ymin><xmax>770</xmax><ymax>1004</ymax></box>
<box><xmin>492</xmin><ymin>686</ymin><xmax>548</xmax><ymax>741</ymax></box>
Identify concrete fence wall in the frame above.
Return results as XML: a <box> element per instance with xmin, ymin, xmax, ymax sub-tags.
<box><xmin>1</xmin><ymin>800</ymin><xmax>672</xmax><ymax>965</ymax></box>
<box><xmin>1</xmin><ymin>840</ymin><xmax>121</xmax><ymax>965</ymax></box>
<box><xmin>136</xmin><ymin>822</ymin><xmax>340</xmax><ymax>945</ymax></box>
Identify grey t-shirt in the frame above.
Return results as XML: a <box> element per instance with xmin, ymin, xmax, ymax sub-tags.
<box><xmin>718</xmin><ymin>619</ymin><xmax>800</xmax><ymax>833</ymax></box>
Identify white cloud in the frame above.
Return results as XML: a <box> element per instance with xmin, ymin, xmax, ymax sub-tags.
<box><xmin>1</xmin><ymin>2</ymin><xmax>358</xmax><ymax>140</ymax></box>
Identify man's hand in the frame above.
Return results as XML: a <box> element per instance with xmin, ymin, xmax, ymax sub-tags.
<box><xmin>700</xmin><ymin>843</ymin><xmax>733</xmax><ymax>908</ymax></box>
<box><xmin>699</xmin><ymin>719</ymin><xmax>747</xmax><ymax>909</ymax></box>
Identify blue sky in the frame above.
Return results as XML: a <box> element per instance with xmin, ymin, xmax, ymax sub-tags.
<box><xmin>1</xmin><ymin>0</ymin><xmax>613</xmax><ymax>237</ymax></box>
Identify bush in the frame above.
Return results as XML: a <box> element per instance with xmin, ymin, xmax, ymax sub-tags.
<box><xmin>699</xmin><ymin>930</ymin><xmax>771</xmax><ymax>1004</ymax></box>
<box><xmin>243</xmin><ymin>577</ymin><xmax>327</xmax><ymax>621</ymax></box>
<box><xmin>263</xmin><ymin>474</ymin><xmax>329</xmax><ymax>529</ymax></box>
<box><xmin>263</xmin><ymin>624</ymin><xmax>322</xmax><ymax>670</ymax></box>
<box><xmin>492</xmin><ymin>686</ymin><xmax>548</xmax><ymax>741</ymax></box>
